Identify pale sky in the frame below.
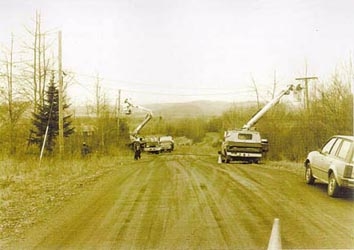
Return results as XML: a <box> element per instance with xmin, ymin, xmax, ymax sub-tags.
<box><xmin>1</xmin><ymin>0</ymin><xmax>354</xmax><ymax>105</ymax></box>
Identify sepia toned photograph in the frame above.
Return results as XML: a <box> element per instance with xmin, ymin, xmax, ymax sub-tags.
<box><xmin>0</xmin><ymin>0</ymin><xmax>353</xmax><ymax>249</ymax></box>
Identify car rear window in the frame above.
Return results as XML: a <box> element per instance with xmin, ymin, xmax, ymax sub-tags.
<box><xmin>238</xmin><ymin>133</ymin><xmax>252</xmax><ymax>140</ymax></box>
<box><xmin>337</xmin><ymin>140</ymin><xmax>351</xmax><ymax>159</ymax></box>
<box><xmin>330</xmin><ymin>139</ymin><xmax>342</xmax><ymax>156</ymax></box>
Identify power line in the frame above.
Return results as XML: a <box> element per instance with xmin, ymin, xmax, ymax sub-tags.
<box><xmin>69</xmin><ymin>71</ymin><xmax>253</xmax><ymax>92</ymax></box>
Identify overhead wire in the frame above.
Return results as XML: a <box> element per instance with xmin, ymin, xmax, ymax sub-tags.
<box><xmin>68</xmin><ymin>71</ymin><xmax>256</xmax><ymax>98</ymax></box>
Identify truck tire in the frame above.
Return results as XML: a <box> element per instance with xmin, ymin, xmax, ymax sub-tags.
<box><xmin>225</xmin><ymin>156</ymin><xmax>230</xmax><ymax>163</ymax></box>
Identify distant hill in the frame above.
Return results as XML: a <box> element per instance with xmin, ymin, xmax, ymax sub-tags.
<box><xmin>73</xmin><ymin>100</ymin><xmax>256</xmax><ymax>118</ymax></box>
<box><xmin>144</xmin><ymin>100</ymin><xmax>233</xmax><ymax>118</ymax></box>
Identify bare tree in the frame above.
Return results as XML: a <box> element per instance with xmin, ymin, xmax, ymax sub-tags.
<box><xmin>22</xmin><ymin>11</ymin><xmax>53</xmax><ymax>112</ymax></box>
<box><xmin>1</xmin><ymin>34</ymin><xmax>30</xmax><ymax>154</ymax></box>
<box><xmin>250</xmin><ymin>74</ymin><xmax>260</xmax><ymax>109</ymax></box>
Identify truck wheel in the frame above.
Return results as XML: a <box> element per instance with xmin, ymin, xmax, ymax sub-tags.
<box><xmin>305</xmin><ymin>163</ymin><xmax>315</xmax><ymax>185</ymax></box>
<box><xmin>328</xmin><ymin>172</ymin><xmax>340</xmax><ymax>197</ymax></box>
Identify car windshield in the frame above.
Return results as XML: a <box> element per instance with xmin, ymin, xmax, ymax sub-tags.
<box><xmin>321</xmin><ymin>138</ymin><xmax>337</xmax><ymax>154</ymax></box>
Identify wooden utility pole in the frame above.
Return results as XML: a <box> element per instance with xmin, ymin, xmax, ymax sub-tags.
<box><xmin>58</xmin><ymin>31</ymin><xmax>64</xmax><ymax>154</ymax></box>
<box><xmin>295</xmin><ymin>76</ymin><xmax>318</xmax><ymax>111</ymax></box>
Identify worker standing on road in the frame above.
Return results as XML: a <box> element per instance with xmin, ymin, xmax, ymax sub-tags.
<box><xmin>133</xmin><ymin>139</ymin><xmax>141</xmax><ymax>160</ymax></box>
<box><xmin>81</xmin><ymin>142</ymin><xmax>90</xmax><ymax>157</ymax></box>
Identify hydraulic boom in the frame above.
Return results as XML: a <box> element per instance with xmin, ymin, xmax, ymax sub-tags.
<box><xmin>243</xmin><ymin>84</ymin><xmax>301</xmax><ymax>130</ymax></box>
<box><xmin>124</xmin><ymin>99</ymin><xmax>153</xmax><ymax>142</ymax></box>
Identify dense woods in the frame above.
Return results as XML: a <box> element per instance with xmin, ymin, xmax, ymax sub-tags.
<box><xmin>0</xmin><ymin>15</ymin><xmax>352</xmax><ymax>161</ymax></box>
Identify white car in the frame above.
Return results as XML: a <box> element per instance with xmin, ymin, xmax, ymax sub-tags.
<box><xmin>304</xmin><ymin>135</ymin><xmax>354</xmax><ymax>197</ymax></box>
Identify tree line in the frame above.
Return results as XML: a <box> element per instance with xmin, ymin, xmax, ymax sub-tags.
<box><xmin>143</xmin><ymin>71</ymin><xmax>352</xmax><ymax>162</ymax></box>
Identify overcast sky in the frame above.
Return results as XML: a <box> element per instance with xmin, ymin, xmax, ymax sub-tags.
<box><xmin>1</xmin><ymin>0</ymin><xmax>354</xmax><ymax>105</ymax></box>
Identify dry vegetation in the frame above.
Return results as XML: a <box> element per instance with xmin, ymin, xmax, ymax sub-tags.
<box><xmin>0</xmin><ymin>154</ymin><xmax>131</xmax><ymax>241</ymax></box>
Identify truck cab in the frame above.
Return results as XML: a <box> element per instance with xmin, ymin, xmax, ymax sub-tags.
<box><xmin>159</xmin><ymin>136</ymin><xmax>174</xmax><ymax>152</ymax></box>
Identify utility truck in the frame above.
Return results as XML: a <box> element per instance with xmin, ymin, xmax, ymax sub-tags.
<box><xmin>219</xmin><ymin>84</ymin><xmax>302</xmax><ymax>163</ymax></box>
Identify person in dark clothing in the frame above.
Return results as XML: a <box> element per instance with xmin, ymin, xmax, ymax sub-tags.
<box><xmin>133</xmin><ymin>140</ymin><xmax>141</xmax><ymax>160</ymax></box>
<box><xmin>81</xmin><ymin>142</ymin><xmax>90</xmax><ymax>156</ymax></box>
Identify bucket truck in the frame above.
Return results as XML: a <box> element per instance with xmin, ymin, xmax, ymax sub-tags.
<box><xmin>124</xmin><ymin>99</ymin><xmax>153</xmax><ymax>148</ymax></box>
<box><xmin>219</xmin><ymin>84</ymin><xmax>302</xmax><ymax>163</ymax></box>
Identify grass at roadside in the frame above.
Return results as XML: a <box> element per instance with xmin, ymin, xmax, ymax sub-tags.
<box><xmin>0</xmin><ymin>152</ymin><xmax>132</xmax><ymax>243</ymax></box>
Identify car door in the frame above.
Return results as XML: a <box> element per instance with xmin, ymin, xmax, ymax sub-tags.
<box><xmin>311</xmin><ymin>137</ymin><xmax>339</xmax><ymax>181</ymax></box>
<box><xmin>321</xmin><ymin>138</ymin><xmax>343</xmax><ymax>181</ymax></box>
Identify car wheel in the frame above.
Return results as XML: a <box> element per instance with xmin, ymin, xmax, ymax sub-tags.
<box><xmin>305</xmin><ymin>164</ymin><xmax>315</xmax><ymax>185</ymax></box>
<box><xmin>328</xmin><ymin>172</ymin><xmax>340</xmax><ymax>197</ymax></box>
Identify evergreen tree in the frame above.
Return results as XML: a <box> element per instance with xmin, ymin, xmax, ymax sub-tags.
<box><xmin>29</xmin><ymin>73</ymin><xmax>74</xmax><ymax>152</ymax></box>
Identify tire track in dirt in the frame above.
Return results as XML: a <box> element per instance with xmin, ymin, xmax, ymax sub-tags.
<box><xmin>115</xmin><ymin>157</ymin><xmax>177</xmax><ymax>249</ymax></box>
<box><xmin>194</xmin><ymin>157</ymin><xmax>354</xmax><ymax>249</ymax></box>
<box><xmin>159</xmin><ymin>157</ymin><xmax>230</xmax><ymax>249</ymax></box>
<box><xmin>186</xmin><ymin>158</ymin><xmax>272</xmax><ymax>248</ymax></box>
<box><xmin>160</xmin><ymin>156</ymin><xmax>256</xmax><ymax>249</ymax></box>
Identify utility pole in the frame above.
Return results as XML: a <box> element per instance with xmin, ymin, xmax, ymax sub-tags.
<box><xmin>295</xmin><ymin>76</ymin><xmax>318</xmax><ymax>111</ymax></box>
<box><xmin>58</xmin><ymin>31</ymin><xmax>64</xmax><ymax>155</ymax></box>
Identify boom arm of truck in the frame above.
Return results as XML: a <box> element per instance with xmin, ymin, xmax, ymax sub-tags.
<box><xmin>124</xmin><ymin>98</ymin><xmax>153</xmax><ymax>141</ymax></box>
<box><xmin>242</xmin><ymin>84</ymin><xmax>301</xmax><ymax>130</ymax></box>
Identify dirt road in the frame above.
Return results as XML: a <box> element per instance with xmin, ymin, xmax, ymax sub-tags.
<box><xmin>8</xmin><ymin>153</ymin><xmax>354</xmax><ymax>249</ymax></box>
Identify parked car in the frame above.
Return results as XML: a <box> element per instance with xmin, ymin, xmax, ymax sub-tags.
<box><xmin>304</xmin><ymin>135</ymin><xmax>354</xmax><ymax>197</ymax></box>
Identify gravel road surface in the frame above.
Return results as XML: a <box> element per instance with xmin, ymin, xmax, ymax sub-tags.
<box><xmin>8</xmin><ymin>154</ymin><xmax>354</xmax><ymax>249</ymax></box>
